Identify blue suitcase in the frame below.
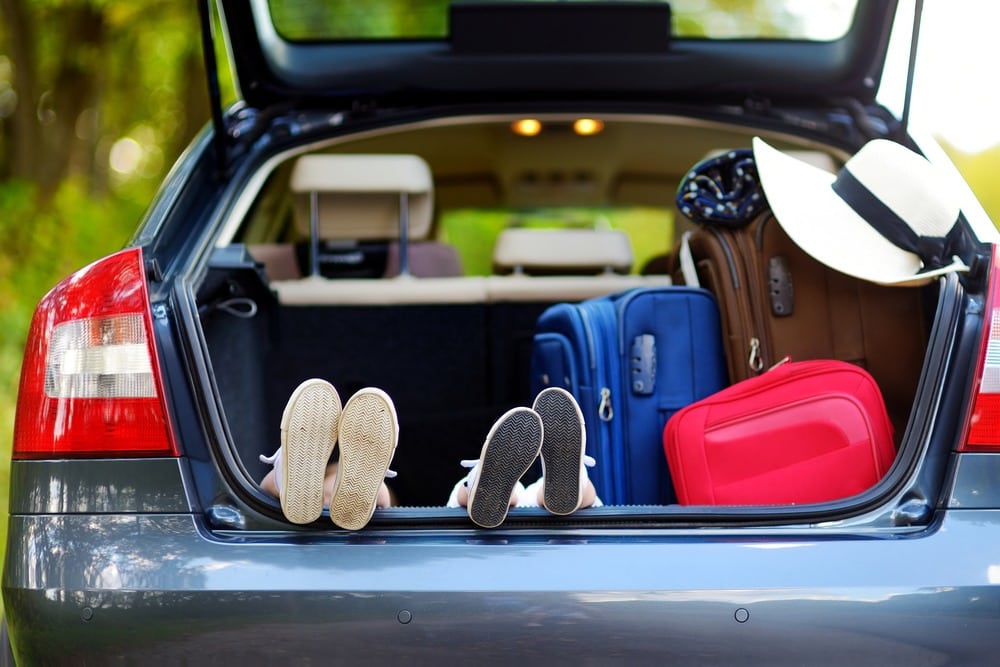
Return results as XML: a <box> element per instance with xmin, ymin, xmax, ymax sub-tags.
<box><xmin>530</xmin><ymin>287</ymin><xmax>728</xmax><ymax>505</ymax></box>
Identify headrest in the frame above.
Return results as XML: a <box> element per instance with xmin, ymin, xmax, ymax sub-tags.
<box><xmin>291</xmin><ymin>154</ymin><xmax>434</xmax><ymax>240</ymax></box>
<box><xmin>493</xmin><ymin>228</ymin><xmax>633</xmax><ymax>275</ymax></box>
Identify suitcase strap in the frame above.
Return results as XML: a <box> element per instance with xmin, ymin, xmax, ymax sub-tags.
<box><xmin>678</xmin><ymin>231</ymin><xmax>700</xmax><ymax>288</ymax></box>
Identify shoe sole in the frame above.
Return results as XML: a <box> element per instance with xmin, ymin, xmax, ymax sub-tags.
<box><xmin>467</xmin><ymin>407</ymin><xmax>542</xmax><ymax>528</ymax></box>
<box><xmin>534</xmin><ymin>387</ymin><xmax>586</xmax><ymax>515</ymax></box>
<box><xmin>280</xmin><ymin>379</ymin><xmax>341</xmax><ymax>524</ymax></box>
<box><xmin>329</xmin><ymin>388</ymin><xmax>398</xmax><ymax>530</ymax></box>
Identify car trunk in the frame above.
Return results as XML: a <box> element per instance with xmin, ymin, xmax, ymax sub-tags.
<box><xmin>188</xmin><ymin>108</ymin><xmax>989</xmax><ymax>524</ymax></box>
<box><xmin>200</xmin><ymin>279</ymin><xmax>548</xmax><ymax>507</ymax></box>
<box><xmin>195</xmin><ymin>247</ymin><xmax>977</xmax><ymax>520</ymax></box>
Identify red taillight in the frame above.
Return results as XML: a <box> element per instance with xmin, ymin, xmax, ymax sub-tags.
<box><xmin>12</xmin><ymin>248</ymin><xmax>178</xmax><ymax>459</ymax></box>
<box><xmin>962</xmin><ymin>244</ymin><xmax>1000</xmax><ymax>451</ymax></box>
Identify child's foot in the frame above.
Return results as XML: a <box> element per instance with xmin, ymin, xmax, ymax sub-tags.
<box><xmin>263</xmin><ymin>379</ymin><xmax>342</xmax><ymax>524</ymax></box>
<box><xmin>533</xmin><ymin>387</ymin><xmax>590</xmax><ymax>515</ymax></box>
<box><xmin>464</xmin><ymin>407</ymin><xmax>543</xmax><ymax>528</ymax></box>
<box><xmin>328</xmin><ymin>388</ymin><xmax>399</xmax><ymax>530</ymax></box>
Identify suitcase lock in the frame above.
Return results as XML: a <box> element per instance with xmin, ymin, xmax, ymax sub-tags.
<box><xmin>630</xmin><ymin>334</ymin><xmax>657</xmax><ymax>395</ymax></box>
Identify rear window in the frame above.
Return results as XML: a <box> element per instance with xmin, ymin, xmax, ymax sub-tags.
<box><xmin>268</xmin><ymin>0</ymin><xmax>859</xmax><ymax>42</ymax></box>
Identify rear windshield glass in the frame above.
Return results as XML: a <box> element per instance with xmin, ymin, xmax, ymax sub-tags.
<box><xmin>268</xmin><ymin>0</ymin><xmax>859</xmax><ymax>42</ymax></box>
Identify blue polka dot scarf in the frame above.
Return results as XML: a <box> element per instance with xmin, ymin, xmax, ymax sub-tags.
<box><xmin>676</xmin><ymin>149</ymin><xmax>764</xmax><ymax>227</ymax></box>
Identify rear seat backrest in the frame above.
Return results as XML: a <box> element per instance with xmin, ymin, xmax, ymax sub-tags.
<box><xmin>488</xmin><ymin>227</ymin><xmax>671</xmax><ymax>301</ymax></box>
<box><xmin>384</xmin><ymin>239</ymin><xmax>464</xmax><ymax>278</ymax></box>
<box><xmin>247</xmin><ymin>242</ymin><xmax>299</xmax><ymax>281</ymax></box>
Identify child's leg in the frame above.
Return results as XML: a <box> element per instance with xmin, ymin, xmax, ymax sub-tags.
<box><xmin>262</xmin><ymin>462</ymin><xmax>395</xmax><ymax>510</ymax></box>
<box><xmin>260</xmin><ymin>468</ymin><xmax>280</xmax><ymax>499</ymax></box>
<box><xmin>447</xmin><ymin>472</ymin><xmax>526</xmax><ymax>508</ymax></box>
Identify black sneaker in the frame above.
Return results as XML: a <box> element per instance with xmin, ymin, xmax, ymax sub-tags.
<box><xmin>533</xmin><ymin>387</ymin><xmax>589</xmax><ymax>515</ymax></box>
<box><xmin>464</xmin><ymin>407</ymin><xmax>542</xmax><ymax>528</ymax></box>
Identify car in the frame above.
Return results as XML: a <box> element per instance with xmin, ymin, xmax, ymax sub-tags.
<box><xmin>6</xmin><ymin>0</ymin><xmax>1000</xmax><ymax>663</ymax></box>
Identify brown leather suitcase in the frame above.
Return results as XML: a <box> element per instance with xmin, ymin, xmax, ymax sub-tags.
<box><xmin>674</xmin><ymin>210</ymin><xmax>929</xmax><ymax>440</ymax></box>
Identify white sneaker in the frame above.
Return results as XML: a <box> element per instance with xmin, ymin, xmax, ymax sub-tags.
<box><xmin>328</xmin><ymin>387</ymin><xmax>399</xmax><ymax>531</ymax></box>
<box><xmin>465</xmin><ymin>407</ymin><xmax>542</xmax><ymax>528</ymax></box>
<box><xmin>533</xmin><ymin>387</ymin><xmax>590</xmax><ymax>515</ymax></box>
<box><xmin>262</xmin><ymin>379</ymin><xmax>341</xmax><ymax>524</ymax></box>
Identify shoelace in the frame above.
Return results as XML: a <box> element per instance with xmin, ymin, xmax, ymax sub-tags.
<box><xmin>259</xmin><ymin>448</ymin><xmax>284</xmax><ymax>492</ymax></box>
<box><xmin>459</xmin><ymin>459</ymin><xmax>480</xmax><ymax>488</ymax></box>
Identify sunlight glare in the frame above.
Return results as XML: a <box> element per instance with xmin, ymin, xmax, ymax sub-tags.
<box><xmin>109</xmin><ymin>137</ymin><xmax>143</xmax><ymax>175</ymax></box>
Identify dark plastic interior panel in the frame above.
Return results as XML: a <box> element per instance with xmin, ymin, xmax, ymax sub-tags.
<box><xmin>450</xmin><ymin>2</ymin><xmax>671</xmax><ymax>54</ymax></box>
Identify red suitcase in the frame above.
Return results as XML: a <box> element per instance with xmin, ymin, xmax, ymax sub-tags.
<box><xmin>663</xmin><ymin>360</ymin><xmax>896</xmax><ymax>505</ymax></box>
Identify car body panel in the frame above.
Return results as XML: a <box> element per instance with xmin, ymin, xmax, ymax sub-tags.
<box><xmin>4</xmin><ymin>510</ymin><xmax>1000</xmax><ymax>663</ymax></box>
<box><xmin>947</xmin><ymin>454</ymin><xmax>1000</xmax><ymax>509</ymax></box>
<box><xmin>6</xmin><ymin>460</ymin><xmax>191</xmax><ymax>514</ymax></box>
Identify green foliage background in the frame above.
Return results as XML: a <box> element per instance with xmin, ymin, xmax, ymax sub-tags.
<box><xmin>0</xmin><ymin>0</ymin><xmax>998</xmax><ymax>619</ymax></box>
<box><xmin>0</xmin><ymin>1</ymin><xmax>212</xmax><ymax>612</ymax></box>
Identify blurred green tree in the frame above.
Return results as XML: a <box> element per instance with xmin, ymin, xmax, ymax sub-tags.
<box><xmin>0</xmin><ymin>1</ymin><xmax>211</xmax><ymax>541</ymax></box>
<box><xmin>0</xmin><ymin>0</ymin><xmax>208</xmax><ymax>196</ymax></box>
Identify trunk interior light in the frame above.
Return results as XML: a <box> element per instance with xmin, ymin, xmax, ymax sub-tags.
<box><xmin>573</xmin><ymin>118</ymin><xmax>604</xmax><ymax>135</ymax></box>
<box><xmin>512</xmin><ymin>119</ymin><xmax>542</xmax><ymax>136</ymax></box>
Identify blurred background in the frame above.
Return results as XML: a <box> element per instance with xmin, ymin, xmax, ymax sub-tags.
<box><xmin>0</xmin><ymin>1</ymin><xmax>210</xmax><ymax>468</ymax></box>
<box><xmin>0</xmin><ymin>0</ymin><xmax>998</xmax><ymax>560</ymax></box>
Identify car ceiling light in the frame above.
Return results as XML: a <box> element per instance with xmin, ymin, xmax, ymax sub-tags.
<box><xmin>512</xmin><ymin>119</ymin><xmax>542</xmax><ymax>136</ymax></box>
<box><xmin>573</xmin><ymin>118</ymin><xmax>605</xmax><ymax>136</ymax></box>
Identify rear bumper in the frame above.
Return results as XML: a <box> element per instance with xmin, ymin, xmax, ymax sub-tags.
<box><xmin>5</xmin><ymin>510</ymin><xmax>1000</xmax><ymax>664</ymax></box>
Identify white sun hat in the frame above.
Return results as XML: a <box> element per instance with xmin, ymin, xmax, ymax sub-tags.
<box><xmin>752</xmin><ymin>136</ymin><xmax>969</xmax><ymax>286</ymax></box>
